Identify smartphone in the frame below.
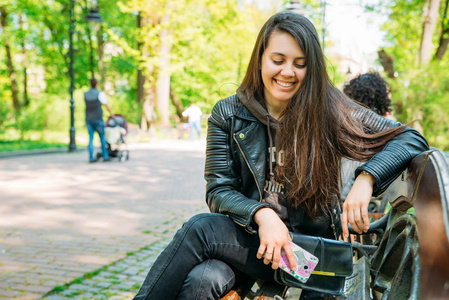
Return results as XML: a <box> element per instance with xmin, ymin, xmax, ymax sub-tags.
<box><xmin>278</xmin><ymin>241</ymin><xmax>319</xmax><ymax>283</ymax></box>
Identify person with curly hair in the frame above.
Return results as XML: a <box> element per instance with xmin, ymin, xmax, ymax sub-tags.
<box><xmin>341</xmin><ymin>72</ymin><xmax>395</xmax><ymax>203</ymax></box>
<box><xmin>343</xmin><ymin>72</ymin><xmax>394</xmax><ymax>119</ymax></box>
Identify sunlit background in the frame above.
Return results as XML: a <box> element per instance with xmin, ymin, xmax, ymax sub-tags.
<box><xmin>1</xmin><ymin>0</ymin><xmax>448</xmax><ymax>150</ymax></box>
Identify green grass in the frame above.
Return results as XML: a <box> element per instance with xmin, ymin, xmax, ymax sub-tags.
<box><xmin>43</xmin><ymin>266</ymin><xmax>108</xmax><ymax>297</ymax></box>
<box><xmin>0</xmin><ymin>139</ymin><xmax>68</xmax><ymax>153</ymax></box>
<box><xmin>0</xmin><ymin>129</ymin><xmax>89</xmax><ymax>153</ymax></box>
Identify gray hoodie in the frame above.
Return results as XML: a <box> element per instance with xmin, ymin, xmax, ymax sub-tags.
<box><xmin>236</xmin><ymin>88</ymin><xmax>290</xmax><ymax>228</ymax></box>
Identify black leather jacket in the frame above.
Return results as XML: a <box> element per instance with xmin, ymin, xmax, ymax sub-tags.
<box><xmin>205</xmin><ymin>94</ymin><xmax>429</xmax><ymax>238</ymax></box>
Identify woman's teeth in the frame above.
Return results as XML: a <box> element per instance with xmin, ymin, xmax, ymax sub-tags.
<box><xmin>276</xmin><ymin>80</ymin><xmax>294</xmax><ymax>87</ymax></box>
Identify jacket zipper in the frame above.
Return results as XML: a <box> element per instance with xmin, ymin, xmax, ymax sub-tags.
<box><xmin>326</xmin><ymin>204</ymin><xmax>338</xmax><ymax>240</ymax></box>
<box><xmin>233</xmin><ymin>133</ymin><xmax>262</xmax><ymax>202</ymax></box>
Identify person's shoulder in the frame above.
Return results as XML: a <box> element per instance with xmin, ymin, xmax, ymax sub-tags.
<box><xmin>215</xmin><ymin>94</ymin><xmax>242</xmax><ymax>106</ymax></box>
<box><xmin>212</xmin><ymin>94</ymin><xmax>243</xmax><ymax>112</ymax></box>
<box><xmin>98</xmin><ymin>91</ymin><xmax>108</xmax><ymax>104</ymax></box>
<box><xmin>209</xmin><ymin>94</ymin><xmax>242</xmax><ymax>123</ymax></box>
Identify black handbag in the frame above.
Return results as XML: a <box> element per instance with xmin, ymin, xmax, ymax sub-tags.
<box><xmin>273</xmin><ymin>233</ymin><xmax>353</xmax><ymax>295</ymax></box>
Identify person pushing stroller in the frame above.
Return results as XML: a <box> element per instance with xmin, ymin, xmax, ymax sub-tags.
<box><xmin>84</xmin><ymin>77</ymin><xmax>115</xmax><ymax>163</ymax></box>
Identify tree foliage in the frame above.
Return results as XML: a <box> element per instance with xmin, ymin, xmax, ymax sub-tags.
<box><xmin>366</xmin><ymin>0</ymin><xmax>449</xmax><ymax>150</ymax></box>
<box><xmin>10</xmin><ymin>0</ymin><xmax>433</xmax><ymax>151</ymax></box>
<box><xmin>1</xmin><ymin>0</ymin><xmax>284</xmax><ymax>138</ymax></box>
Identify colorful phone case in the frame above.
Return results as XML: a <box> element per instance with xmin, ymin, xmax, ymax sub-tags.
<box><xmin>278</xmin><ymin>241</ymin><xmax>319</xmax><ymax>283</ymax></box>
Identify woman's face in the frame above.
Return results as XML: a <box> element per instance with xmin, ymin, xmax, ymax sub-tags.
<box><xmin>261</xmin><ymin>31</ymin><xmax>307</xmax><ymax>110</ymax></box>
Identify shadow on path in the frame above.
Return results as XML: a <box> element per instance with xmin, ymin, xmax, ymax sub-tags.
<box><xmin>0</xmin><ymin>140</ymin><xmax>209</xmax><ymax>299</ymax></box>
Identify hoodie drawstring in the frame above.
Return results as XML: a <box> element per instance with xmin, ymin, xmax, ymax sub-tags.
<box><xmin>266</xmin><ymin>116</ymin><xmax>276</xmax><ymax>185</ymax></box>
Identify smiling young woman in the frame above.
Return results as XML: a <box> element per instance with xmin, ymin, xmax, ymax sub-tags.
<box><xmin>260</xmin><ymin>31</ymin><xmax>306</xmax><ymax>119</ymax></box>
<box><xmin>132</xmin><ymin>11</ymin><xmax>429</xmax><ymax>300</ymax></box>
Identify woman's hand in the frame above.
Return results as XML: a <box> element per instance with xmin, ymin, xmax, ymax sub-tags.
<box><xmin>341</xmin><ymin>172</ymin><xmax>376</xmax><ymax>239</ymax></box>
<box><xmin>254</xmin><ymin>207</ymin><xmax>296</xmax><ymax>270</ymax></box>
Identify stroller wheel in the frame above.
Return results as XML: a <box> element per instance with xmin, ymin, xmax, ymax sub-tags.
<box><xmin>126</xmin><ymin>152</ymin><xmax>130</xmax><ymax>160</ymax></box>
<box><xmin>119</xmin><ymin>152</ymin><xmax>126</xmax><ymax>162</ymax></box>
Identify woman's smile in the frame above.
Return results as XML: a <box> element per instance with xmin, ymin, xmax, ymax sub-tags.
<box><xmin>274</xmin><ymin>79</ymin><xmax>297</xmax><ymax>88</ymax></box>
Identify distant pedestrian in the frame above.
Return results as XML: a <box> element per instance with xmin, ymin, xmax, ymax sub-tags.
<box><xmin>182</xmin><ymin>103</ymin><xmax>202</xmax><ymax>139</ymax></box>
<box><xmin>84</xmin><ymin>78</ymin><xmax>115</xmax><ymax>163</ymax></box>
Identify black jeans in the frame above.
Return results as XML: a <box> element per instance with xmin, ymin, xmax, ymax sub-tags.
<box><xmin>133</xmin><ymin>213</ymin><xmax>275</xmax><ymax>300</ymax></box>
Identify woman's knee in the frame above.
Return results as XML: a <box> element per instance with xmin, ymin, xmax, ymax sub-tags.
<box><xmin>181</xmin><ymin>213</ymin><xmax>231</xmax><ymax>236</ymax></box>
<box><xmin>179</xmin><ymin>259</ymin><xmax>236</xmax><ymax>299</ymax></box>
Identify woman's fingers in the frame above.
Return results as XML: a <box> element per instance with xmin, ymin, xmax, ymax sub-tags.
<box><xmin>341</xmin><ymin>210</ymin><xmax>349</xmax><ymax>239</ymax></box>
<box><xmin>257</xmin><ymin>244</ymin><xmax>267</xmax><ymax>260</ymax></box>
<box><xmin>283</xmin><ymin>243</ymin><xmax>296</xmax><ymax>271</ymax></box>
<box><xmin>260</xmin><ymin>244</ymin><xmax>292</xmax><ymax>270</ymax></box>
<box><xmin>263</xmin><ymin>247</ymin><xmax>274</xmax><ymax>265</ymax></box>
<box><xmin>352</xmin><ymin>207</ymin><xmax>365</xmax><ymax>234</ymax></box>
<box><xmin>342</xmin><ymin>170</ymin><xmax>375</xmax><ymax>238</ymax></box>
<box><xmin>347</xmin><ymin>203</ymin><xmax>362</xmax><ymax>234</ymax></box>
<box><xmin>355</xmin><ymin>208</ymin><xmax>368</xmax><ymax>232</ymax></box>
<box><xmin>361</xmin><ymin>202</ymin><xmax>370</xmax><ymax>231</ymax></box>
<box><xmin>270</xmin><ymin>248</ymin><xmax>282</xmax><ymax>269</ymax></box>
<box><xmin>343</xmin><ymin>201</ymin><xmax>370</xmax><ymax>237</ymax></box>
<box><xmin>255</xmin><ymin>208</ymin><xmax>293</xmax><ymax>268</ymax></box>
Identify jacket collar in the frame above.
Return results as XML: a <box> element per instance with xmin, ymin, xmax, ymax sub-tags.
<box><xmin>236</xmin><ymin>88</ymin><xmax>279</xmax><ymax>130</ymax></box>
<box><xmin>234</xmin><ymin>99</ymin><xmax>258</xmax><ymax>122</ymax></box>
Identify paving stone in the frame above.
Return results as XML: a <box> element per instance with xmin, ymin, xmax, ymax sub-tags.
<box><xmin>67</xmin><ymin>284</ymin><xmax>87</xmax><ymax>291</ymax></box>
<box><xmin>78</xmin><ymin>279</ymin><xmax>96</xmax><ymax>286</ymax></box>
<box><xmin>0</xmin><ymin>290</ymin><xmax>23</xmax><ymax>297</ymax></box>
<box><xmin>0</xmin><ymin>140</ymin><xmax>209</xmax><ymax>299</ymax></box>
<box><xmin>45</xmin><ymin>295</ymin><xmax>68</xmax><ymax>300</ymax></box>
<box><xmin>121</xmin><ymin>267</ymin><xmax>141</xmax><ymax>276</ymax></box>
<box><xmin>113</xmin><ymin>281</ymin><xmax>139</xmax><ymax>290</ymax></box>
<box><xmin>83</xmin><ymin>287</ymin><xmax>102</xmax><ymax>293</ymax></box>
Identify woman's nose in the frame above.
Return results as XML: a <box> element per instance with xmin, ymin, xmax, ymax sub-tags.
<box><xmin>280</xmin><ymin>64</ymin><xmax>295</xmax><ymax>76</ymax></box>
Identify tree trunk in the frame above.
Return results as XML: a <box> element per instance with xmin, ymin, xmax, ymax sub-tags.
<box><xmin>141</xmin><ymin>84</ymin><xmax>157</xmax><ymax>135</ymax></box>
<box><xmin>137</xmin><ymin>12</ymin><xmax>144</xmax><ymax>104</ymax></box>
<box><xmin>97</xmin><ymin>24</ymin><xmax>105</xmax><ymax>90</ymax></box>
<box><xmin>170</xmin><ymin>88</ymin><xmax>185</xmax><ymax>122</ymax></box>
<box><xmin>139</xmin><ymin>14</ymin><xmax>158</xmax><ymax>133</ymax></box>
<box><xmin>5</xmin><ymin>44</ymin><xmax>20</xmax><ymax>112</ymax></box>
<box><xmin>157</xmin><ymin>16</ymin><xmax>171</xmax><ymax>127</ymax></box>
<box><xmin>435</xmin><ymin>31</ymin><xmax>449</xmax><ymax>60</ymax></box>
<box><xmin>88</xmin><ymin>25</ymin><xmax>95</xmax><ymax>79</ymax></box>
<box><xmin>19</xmin><ymin>10</ymin><xmax>29</xmax><ymax>107</ymax></box>
<box><xmin>1</xmin><ymin>7</ymin><xmax>20</xmax><ymax>112</ymax></box>
<box><xmin>434</xmin><ymin>0</ymin><xmax>449</xmax><ymax>60</ymax></box>
<box><xmin>378</xmin><ymin>49</ymin><xmax>396</xmax><ymax>78</ymax></box>
<box><xmin>137</xmin><ymin>69</ymin><xmax>145</xmax><ymax>104</ymax></box>
<box><xmin>420</xmin><ymin>0</ymin><xmax>441</xmax><ymax>65</ymax></box>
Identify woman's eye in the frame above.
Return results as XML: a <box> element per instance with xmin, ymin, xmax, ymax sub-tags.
<box><xmin>273</xmin><ymin>60</ymin><xmax>283</xmax><ymax>65</ymax></box>
<box><xmin>295</xmin><ymin>63</ymin><xmax>306</xmax><ymax>68</ymax></box>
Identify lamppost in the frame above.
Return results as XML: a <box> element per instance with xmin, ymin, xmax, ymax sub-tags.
<box><xmin>68</xmin><ymin>0</ymin><xmax>103</xmax><ymax>152</ymax></box>
<box><xmin>85</xmin><ymin>0</ymin><xmax>103</xmax><ymax>78</ymax></box>
<box><xmin>68</xmin><ymin>0</ymin><xmax>76</xmax><ymax>152</ymax></box>
<box><xmin>285</xmin><ymin>0</ymin><xmax>303</xmax><ymax>14</ymax></box>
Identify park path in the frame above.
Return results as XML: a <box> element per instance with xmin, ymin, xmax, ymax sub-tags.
<box><xmin>0</xmin><ymin>140</ymin><xmax>209</xmax><ymax>299</ymax></box>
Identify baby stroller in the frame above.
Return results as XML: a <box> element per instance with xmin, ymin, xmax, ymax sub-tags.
<box><xmin>96</xmin><ymin>114</ymin><xmax>130</xmax><ymax>162</ymax></box>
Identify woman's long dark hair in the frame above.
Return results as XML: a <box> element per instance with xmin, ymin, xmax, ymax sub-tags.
<box><xmin>240</xmin><ymin>11</ymin><xmax>405</xmax><ymax>217</ymax></box>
